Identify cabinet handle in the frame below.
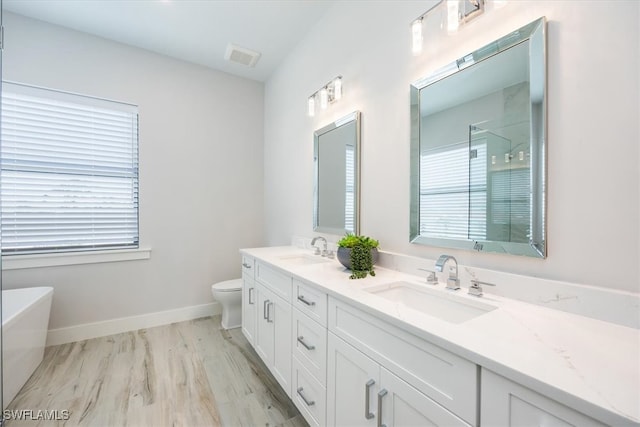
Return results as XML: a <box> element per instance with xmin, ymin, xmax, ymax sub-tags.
<box><xmin>365</xmin><ymin>379</ymin><xmax>375</xmax><ymax>420</ymax></box>
<box><xmin>263</xmin><ymin>299</ymin><xmax>270</xmax><ymax>320</ymax></box>
<box><xmin>377</xmin><ymin>389</ymin><xmax>388</xmax><ymax>427</ymax></box>
<box><xmin>297</xmin><ymin>295</ymin><xmax>316</xmax><ymax>306</ymax></box>
<box><xmin>267</xmin><ymin>302</ymin><xmax>274</xmax><ymax>323</ymax></box>
<box><xmin>296</xmin><ymin>387</ymin><xmax>315</xmax><ymax>407</ymax></box>
<box><xmin>297</xmin><ymin>336</ymin><xmax>315</xmax><ymax>351</ymax></box>
<box><xmin>248</xmin><ymin>287</ymin><xmax>254</xmax><ymax>305</ymax></box>
<box><xmin>242</xmin><ymin>262</ymin><xmax>252</xmax><ymax>269</ymax></box>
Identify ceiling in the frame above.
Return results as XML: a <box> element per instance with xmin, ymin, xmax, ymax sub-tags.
<box><xmin>3</xmin><ymin>0</ymin><xmax>335</xmax><ymax>82</ymax></box>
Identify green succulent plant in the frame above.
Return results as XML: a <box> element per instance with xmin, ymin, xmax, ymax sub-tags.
<box><xmin>337</xmin><ymin>233</ymin><xmax>379</xmax><ymax>249</ymax></box>
<box><xmin>337</xmin><ymin>233</ymin><xmax>379</xmax><ymax>279</ymax></box>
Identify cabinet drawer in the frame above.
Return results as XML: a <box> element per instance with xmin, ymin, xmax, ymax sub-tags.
<box><xmin>293</xmin><ymin>308</ymin><xmax>327</xmax><ymax>385</ymax></box>
<box><xmin>255</xmin><ymin>261</ymin><xmax>292</xmax><ymax>302</ymax></box>
<box><xmin>481</xmin><ymin>369</ymin><xmax>606</xmax><ymax>427</ymax></box>
<box><xmin>293</xmin><ymin>279</ymin><xmax>327</xmax><ymax>326</ymax></box>
<box><xmin>292</xmin><ymin>356</ymin><xmax>327</xmax><ymax>427</ymax></box>
<box><xmin>329</xmin><ymin>297</ymin><xmax>477</xmax><ymax>425</ymax></box>
<box><xmin>241</xmin><ymin>255</ymin><xmax>254</xmax><ymax>279</ymax></box>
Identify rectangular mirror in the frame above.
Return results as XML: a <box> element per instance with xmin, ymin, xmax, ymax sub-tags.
<box><xmin>410</xmin><ymin>18</ymin><xmax>546</xmax><ymax>257</ymax></box>
<box><xmin>314</xmin><ymin>111</ymin><xmax>361</xmax><ymax>235</ymax></box>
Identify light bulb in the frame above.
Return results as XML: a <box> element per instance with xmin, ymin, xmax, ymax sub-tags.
<box><xmin>333</xmin><ymin>78</ymin><xmax>342</xmax><ymax>101</ymax></box>
<box><xmin>308</xmin><ymin>96</ymin><xmax>315</xmax><ymax>117</ymax></box>
<box><xmin>319</xmin><ymin>88</ymin><xmax>328</xmax><ymax>109</ymax></box>
<box><xmin>447</xmin><ymin>0</ymin><xmax>459</xmax><ymax>33</ymax></box>
<box><xmin>493</xmin><ymin>0</ymin><xmax>508</xmax><ymax>9</ymax></box>
<box><xmin>412</xmin><ymin>18</ymin><xmax>423</xmax><ymax>55</ymax></box>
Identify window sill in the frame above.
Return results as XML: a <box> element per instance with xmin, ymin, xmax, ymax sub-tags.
<box><xmin>1</xmin><ymin>247</ymin><xmax>152</xmax><ymax>270</ymax></box>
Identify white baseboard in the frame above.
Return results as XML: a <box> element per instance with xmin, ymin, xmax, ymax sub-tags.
<box><xmin>46</xmin><ymin>302</ymin><xmax>221</xmax><ymax>346</ymax></box>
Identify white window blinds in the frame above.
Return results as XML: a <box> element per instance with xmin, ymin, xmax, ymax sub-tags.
<box><xmin>344</xmin><ymin>143</ymin><xmax>355</xmax><ymax>232</ymax></box>
<box><xmin>1</xmin><ymin>82</ymin><xmax>139</xmax><ymax>255</ymax></box>
<box><xmin>419</xmin><ymin>142</ymin><xmax>487</xmax><ymax>240</ymax></box>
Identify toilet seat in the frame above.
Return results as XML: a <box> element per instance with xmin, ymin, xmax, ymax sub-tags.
<box><xmin>211</xmin><ymin>279</ymin><xmax>242</xmax><ymax>292</ymax></box>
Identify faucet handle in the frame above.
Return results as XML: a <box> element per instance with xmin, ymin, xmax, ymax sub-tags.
<box><xmin>313</xmin><ymin>246</ymin><xmax>321</xmax><ymax>255</ymax></box>
<box><xmin>418</xmin><ymin>268</ymin><xmax>438</xmax><ymax>285</ymax></box>
<box><xmin>468</xmin><ymin>279</ymin><xmax>496</xmax><ymax>297</ymax></box>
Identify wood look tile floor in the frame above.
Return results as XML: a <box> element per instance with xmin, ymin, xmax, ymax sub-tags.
<box><xmin>6</xmin><ymin>316</ymin><xmax>308</xmax><ymax>427</ymax></box>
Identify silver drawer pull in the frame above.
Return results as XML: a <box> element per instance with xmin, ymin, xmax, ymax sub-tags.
<box><xmin>297</xmin><ymin>336</ymin><xmax>315</xmax><ymax>351</ymax></box>
<box><xmin>248</xmin><ymin>287</ymin><xmax>254</xmax><ymax>305</ymax></box>
<box><xmin>297</xmin><ymin>387</ymin><xmax>315</xmax><ymax>407</ymax></box>
<box><xmin>263</xmin><ymin>299</ymin><xmax>270</xmax><ymax>320</ymax></box>
<box><xmin>365</xmin><ymin>379</ymin><xmax>375</xmax><ymax>420</ymax></box>
<box><xmin>242</xmin><ymin>262</ymin><xmax>252</xmax><ymax>269</ymax></box>
<box><xmin>267</xmin><ymin>302</ymin><xmax>274</xmax><ymax>323</ymax></box>
<box><xmin>377</xmin><ymin>389</ymin><xmax>388</xmax><ymax>427</ymax></box>
<box><xmin>297</xmin><ymin>295</ymin><xmax>316</xmax><ymax>306</ymax></box>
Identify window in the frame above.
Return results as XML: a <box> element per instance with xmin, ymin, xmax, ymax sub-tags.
<box><xmin>419</xmin><ymin>142</ymin><xmax>487</xmax><ymax>240</ymax></box>
<box><xmin>344</xmin><ymin>143</ymin><xmax>355</xmax><ymax>232</ymax></box>
<box><xmin>1</xmin><ymin>82</ymin><xmax>139</xmax><ymax>255</ymax></box>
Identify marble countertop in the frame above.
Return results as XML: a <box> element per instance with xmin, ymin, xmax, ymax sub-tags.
<box><xmin>241</xmin><ymin>246</ymin><xmax>640</xmax><ymax>426</ymax></box>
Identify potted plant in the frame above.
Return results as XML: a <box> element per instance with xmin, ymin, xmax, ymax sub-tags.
<box><xmin>337</xmin><ymin>233</ymin><xmax>380</xmax><ymax>279</ymax></box>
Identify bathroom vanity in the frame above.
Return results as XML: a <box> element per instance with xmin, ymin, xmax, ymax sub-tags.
<box><xmin>239</xmin><ymin>246</ymin><xmax>638</xmax><ymax>427</ymax></box>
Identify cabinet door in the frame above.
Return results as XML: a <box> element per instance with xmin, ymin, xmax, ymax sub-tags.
<box><xmin>241</xmin><ymin>276</ymin><xmax>257</xmax><ymax>345</ymax></box>
<box><xmin>379</xmin><ymin>367</ymin><xmax>471</xmax><ymax>427</ymax></box>
<box><xmin>481</xmin><ymin>369</ymin><xmax>606</xmax><ymax>427</ymax></box>
<box><xmin>255</xmin><ymin>283</ymin><xmax>275</xmax><ymax>367</ymax></box>
<box><xmin>271</xmin><ymin>292</ymin><xmax>292</xmax><ymax>396</ymax></box>
<box><xmin>327</xmin><ymin>333</ymin><xmax>379</xmax><ymax>427</ymax></box>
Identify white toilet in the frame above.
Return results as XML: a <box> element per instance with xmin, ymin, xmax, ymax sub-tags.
<box><xmin>211</xmin><ymin>279</ymin><xmax>243</xmax><ymax>329</ymax></box>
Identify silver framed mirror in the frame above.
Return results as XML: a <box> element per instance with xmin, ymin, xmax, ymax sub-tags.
<box><xmin>313</xmin><ymin>111</ymin><xmax>361</xmax><ymax>235</ymax></box>
<box><xmin>410</xmin><ymin>18</ymin><xmax>546</xmax><ymax>257</ymax></box>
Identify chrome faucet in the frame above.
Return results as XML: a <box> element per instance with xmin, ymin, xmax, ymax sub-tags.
<box><xmin>435</xmin><ymin>255</ymin><xmax>460</xmax><ymax>290</ymax></box>
<box><xmin>310</xmin><ymin>236</ymin><xmax>328</xmax><ymax>257</ymax></box>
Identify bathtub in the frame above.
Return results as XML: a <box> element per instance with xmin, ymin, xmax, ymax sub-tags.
<box><xmin>2</xmin><ymin>287</ymin><xmax>53</xmax><ymax>409</ymax></box>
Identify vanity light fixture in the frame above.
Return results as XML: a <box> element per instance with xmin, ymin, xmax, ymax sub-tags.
<box><xmin>319</xmin><ymin>88</ymin><xmax>329</xmax><ymax>110</ymax></box>
<box><xmin>447</xmin><ymin>0</ymin><xmax>460</xmax><ymax>33</ymax></box>
<box><xmin>411</xmin><ymin>0</ymin><xmax>486</xmax><ymax>53</ymax></box>
<box><xmin>308</xmin><ymin>76</ymin><xmax>343</xmax><ymax>117</ymax></box>
<box><xmin>412</xmin><ymin>18</ymin><xmax>424</xmax><ymax>55</ymax></box>
<box><xmin>308</xmin><ymin>96</ymin><xmax>316</xmax><ymax>117</ymax></box>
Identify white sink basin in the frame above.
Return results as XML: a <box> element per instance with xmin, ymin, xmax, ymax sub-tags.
<box><xmin>364</xmin><ymin>281</ymin><xmax>497</xmax><ymax>324</ymax></box>
<box><xmin>277</xmin><ymin>254</ymin><xmax>331</xmax><ymax>266</ymax></box>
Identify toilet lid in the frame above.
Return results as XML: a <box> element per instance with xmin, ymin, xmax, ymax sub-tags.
<box><xmin>212</xmin><ymin>278</ymin><xmax>242</xmax><ymax>292</ymax></box>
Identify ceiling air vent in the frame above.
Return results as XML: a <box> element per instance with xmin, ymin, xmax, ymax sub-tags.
<box><xmin>225</xmin><ymin>44</ymin><xmax>261</xmax><ymax>68</ymax></box>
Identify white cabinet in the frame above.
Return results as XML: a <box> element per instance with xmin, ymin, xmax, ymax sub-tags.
<box><xmin>291</xmin><ymin>279</ymin><xmax>329</xmax><ymax>427</ymax></box>
<box><xmin>255</xmin><ymin>281</ymin><xmax>292</xmax><ymax>395</ymax></box>
<box><xmin>327</xmin><ymin>331</ymin><xmax>379</xmax><ymax>427</ymax></box>
<box><xmin>481</xmin><ymin>369</ymin><xmax>606</xmax><ymax>427</ymax></box>
<box><xmin>249</xmin><ymin>261</ymin><xmax>293</xmax><ymax>397</ymax></box>
<box><xmin>292</xmin><ymin>356</ymin><xmax>327</xmax><ymax>427</ymax></box>
<box><xmin>327</xmin><ymin>332</ymin><xmax>471</xmax><ymax>427</ymax></box>
<box><xmin>328</xmin><ymin>297</ymin><xmax>478</xmax><ymax>425</ymax></box>
<box><xmin>292</xmin><ymin>307</ymin><xmax>327</xmax><ymax>384</ymax></box>
<box><xmin>241</xmin><ymin>255</ymin><xmax>256</xmax><ymax>345</ymax></box>
<box><xmin>379</xmin><ymin>367</ymin><xmax>470</xmax><ymax>427</ymax></box>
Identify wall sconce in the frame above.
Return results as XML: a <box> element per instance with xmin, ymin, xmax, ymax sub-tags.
<box><xmin>411</xmin><ymin>0</ymin><xmax>489</xmax><ymax>54</ymax></box>
<box><xmin>308</xmin><ymin>76</ymin><xmax>343</xmax><ymax>117</ymax></box>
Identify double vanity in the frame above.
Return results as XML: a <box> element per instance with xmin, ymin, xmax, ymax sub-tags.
<box><xmin>239</xmin><ymin>246</ymin><xmax>639</xmax><ymax>427</ymax></box>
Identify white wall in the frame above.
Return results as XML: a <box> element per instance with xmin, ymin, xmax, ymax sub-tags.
<box><xmin>265</xmin><ymin>1</ymin><xmax>640</xmax><ymax>293</ymax></box>
<box><xmin>2</xmin><ymin>13</ymin><xmax>265</xmax><ymax>329</ymax></box>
